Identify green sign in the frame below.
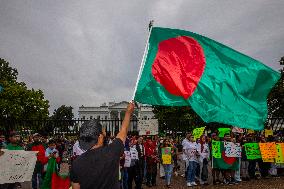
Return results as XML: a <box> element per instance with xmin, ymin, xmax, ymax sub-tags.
<box><xmin>212</xmin><ymin>141</ymin><xmax>221</xmax><ymax>158</ymax></box>
<box><xmin>244</xmin><ymin>143</ymin><xmax>261</xmax><ymax>160</ymax></box>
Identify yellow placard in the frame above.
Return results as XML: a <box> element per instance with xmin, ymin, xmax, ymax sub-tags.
<box><xmin>265</xmin><ymin>129</ymin><xmax>273</xmax><ymax>138</ymax></box>
<box><xmin>247</xmin><ymin>129</ymin><xmax>255</xmax><ymax>134</ymax></box>
<box><xmin>193</xmin><ymin>127</ymin><xmax>205</xmax><ymax>140</ymax></box>
<box><xmin>162</xmin><ymin>154</ymin><xmax>172</xmax><ymax>164</ymax></box>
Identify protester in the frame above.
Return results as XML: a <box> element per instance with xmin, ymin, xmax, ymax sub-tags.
<box><xmin>27</xmin><ymin>133</ymin><xmax>48</xmax><ymax>189</ymax></box>
<box><xmin>197</xmin><ymin>135</ymin><xmax>209</xmax><ymax>185</ymax></box>
<box><xmin>145</xmin><ymin>138</ymin><xmax>158</xmax><ymax>187</ymax></box>
<box><xmin>127</xmin><ymin>139</ymin><xmax>141</xmax><ymax>189</ymax></box>
<box><xmin>70</xmin><ymin>102</ymin><xmax>134</xmax><ymax>189</ymax></box>
<box><xmin>159</xmin><ymin>139</ymin><xmax>175</xmax><ymax>188</ymax></box>
<box><xmin>135</xmin><ymin>137</ymin><xmax>145</xmax><ymax>185</ymax></box>
<box><xmin>183</xmin><ymin>134</ymin><xmax>198</xmax><ymax>187</ymax></box>
<box><xmin>45</xmin><ymin>139</ymin><xmax>60</xmax><ymax>171</ymax></box>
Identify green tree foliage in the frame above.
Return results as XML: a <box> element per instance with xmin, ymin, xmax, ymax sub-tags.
<box><xmin>267</xmin><ymin>58</ymin><xmax>284</xmax><ymax>117</ymax></box>
<box><xmin>51</xmin><ymin>105</ymin><xmax>74</xmax><ymax>120</ymax></box>
<box><xmin>0</xmin><ymin>58</ymin><xmax>49</xmax><ymax>120</ymax></box>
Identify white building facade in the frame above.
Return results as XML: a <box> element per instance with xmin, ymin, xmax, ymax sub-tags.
<box><xmin>78</xmin><ymin>101</ymin><xmax>155</xmax><ymax>134</ymax></box>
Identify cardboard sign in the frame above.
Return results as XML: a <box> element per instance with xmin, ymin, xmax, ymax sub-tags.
<box><xmin>161</xmin><ymin>147</ymin><xmax>172</xmax><ymax>164</ymax></box>
<box><xmin>232</xmin><ymin>127</ymin><xmax>244</xmax><ymax>133</ymax></box>
<box><xmin>224</xmin><ymin>142</ymin><xmax>241</xmax><ymax>157</ymax></box>
<box><xmin>212</xmin><ymin>141</ymin><xmax>221</xmax><ymax>158</ymax></box>
<box><xmin>138</xmin><ymin>119</ymin><xmax>158</xmax><ymax>136</ymax></box>
<box><xmin>264</xmin><ymin>129</ymin><xmax>273</xmax><ymax>138</ymax></box>
<box><xmin>259</xmin><ymin>142</ymin><xmax>277</xmax><ymax>160</ymax></box>
<box><xmin>244</xmin><ymin>143</ymin><xmax>261</xmax><ymax>160</ymax></box>
<box><xmin>193</xmin><ymin>127</ymin><xmax>205</xmax><ymax>140</ymax></box>
<box><xmin>218</xmin><ymin>128</ymin><xmax>231</xmax><ymax>137</ymax></box>
<box><xmin>275</xmin><ymin>143</ymin><xmax>284</xmax><ymax>164</ymax></box>
<box><xmin>0</xmin><ymin>150</ymin><xmax>37</xmax><ymax>184</ymax></box>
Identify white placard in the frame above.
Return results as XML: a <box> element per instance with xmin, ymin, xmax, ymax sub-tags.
<box><xmin>138</xmin><ymin>119</ymin><xmax>158</xmax><ymax>136</ymax></box>
<box><xmin>224</xmin><ymin>142</ymin><xmax>242</xmax><ymax>158</ymax></box>
<box><xmin>124</xmin><ymin>151</ymin><xmax>131</xmax><ymax>167</ymax></box>
<box><xmin>0</xmin><ymin>150</ymin><xmax>37</xmax><ymax>184</ymax></box>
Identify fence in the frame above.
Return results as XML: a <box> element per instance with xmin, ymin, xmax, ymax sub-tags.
<box><xmin>0</xmin><ymin>117</ymin><xmax>283</xmax><ymax>137</ymax></box>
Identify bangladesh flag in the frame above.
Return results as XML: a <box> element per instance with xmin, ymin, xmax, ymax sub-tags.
<box><xmin>213</xmin><ymin>142</ymin><xmax>239</xmax><ymax>170</ymax></box>
<box><xmin>134</xmin><ymin>27</ymin><xmax>280</xmax><ymax>130</ymax></box>
<box><xmin>41</xmin><ymin>158</ymin><xmax>70</xmax><ymax>189</ymax></box>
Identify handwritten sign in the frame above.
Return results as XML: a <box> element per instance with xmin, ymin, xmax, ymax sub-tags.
<box><xmin>224</xmin><ymin>142</ymin><xmax>241</xmax><ymax>157</ymax></box>
<box><xmin>0</xmin><ymin>150</ymin><xmax>37</xmax><ymax>184</ymax></box>
<box><xmin>218</xmin><ymin>128</ymin><xmax>231</xmax><ymax>137</ymax></box>
<box><xmin>138</xmin><ymin>119</ymin><xmax>158</xmax><ymax>135</ymax></box>
<box><xmin>212</xmin><ymin>141</ymin><xmax>221</xmax><ymax>158</ymax></box>
<box><xmin>275</xmin><ymin>143</ymin><xmax>284</xmax><ymax>164</ymax></box>
<box><xmin>259</xmin><ymin>142</ymin><xmax>277</xmax><ymax>160</ymax></box>
<box><xmin>161</xmin><ymin>147</ymin><xmax>172</xmax><ymax>164</ymax></box>
<box><xmin>247</xmin><ymin>129</ymin><xmax>255</xmax><ymax>134</ymax></box>
<box><xmin>264</xmin><ymin>129</ymin><xmax>273</xmax><ymax>138</ymax></box>
<box><xmin>244</xmin><ymin>143</ymin><xmax>261</xmax><ymax>160</ymax></box>
<box><xmin>193</xmin><ymin>127</ymin><xmax>205</xmax><ymax>140</ymax></box>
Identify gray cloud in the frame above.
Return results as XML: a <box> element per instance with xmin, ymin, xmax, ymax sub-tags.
<box><xmin>0</xmin><ymin>0</ymin><xmax>283</xmax><ymax>116</ymax></box>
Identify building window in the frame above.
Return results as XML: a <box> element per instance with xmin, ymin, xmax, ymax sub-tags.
<box><xmin>90</xmin><ymin>116</ymin><xmax>93</xmax><ymax>119</ymax></box>
<box><xmin>105</xmin><ymin>116</ymin><xmax>108</xmax><ymax>120</ymax></box>
<box><xmin>97</xmin><ymin>116</ymin><xmax>100</xmax><ymax>119</ymax></box>
<box><xmin>144</xmin><ymin>116</ymin><xmax>147</xmax><ymax>120</ymax></box>
<box><xmin>82</xmin><ymin>116</ymin><xmax>85</xmax><ymax>120</ymax></box>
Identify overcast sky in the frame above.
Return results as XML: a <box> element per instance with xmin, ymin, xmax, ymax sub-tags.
<box><xmin>0</xmin><ymin>0</ymin><xmax>283</xmax><ymax>116</ymax></box>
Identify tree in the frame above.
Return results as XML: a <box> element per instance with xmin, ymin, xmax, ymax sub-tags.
<box><xmin>267</xmin><ymin>57</ymin><xmax>284</xmax><ymax>117</ymax></box>
<box><xmin>0</xmin><ymin>58</ymin><xmax>50</xmax><ymax>120</ymax></box>
<box><xmin>51</xmin><ymin>105</ymin><xmax>74</xmax><ymax>120</ymax></box>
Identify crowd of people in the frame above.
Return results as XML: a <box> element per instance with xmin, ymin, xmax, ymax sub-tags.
<box><xmin>1</xmin><ymin>115</ymin><xmax>284</xmax><ymax>189</ymax></box>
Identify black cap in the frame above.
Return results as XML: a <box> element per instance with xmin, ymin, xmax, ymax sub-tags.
<box><xmin>79</xmin><ymin>119</ymin><xmax>102</xmax><ymax>151</ymax></box>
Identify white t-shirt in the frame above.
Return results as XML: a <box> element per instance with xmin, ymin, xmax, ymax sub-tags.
<box><xmin>197</xmin><ymin>143</ymin><xmax>210</xmax><ymax>162</ymax></box>
<box><xmin>183</xmin><ymin>141</ymin><xmax>198</xmax><ymax>162</ymax></box>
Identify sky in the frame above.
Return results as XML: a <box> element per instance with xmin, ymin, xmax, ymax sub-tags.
<box><xmin>0</xmin><ymin>0</ymin><xmax>283</xmax><ymax>117</ymax></box>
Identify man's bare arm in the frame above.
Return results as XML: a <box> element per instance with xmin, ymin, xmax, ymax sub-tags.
<box><xmin>116</xmin><ymin>102</ymin><xmax>134</xmax><ymax>143</ymax></box>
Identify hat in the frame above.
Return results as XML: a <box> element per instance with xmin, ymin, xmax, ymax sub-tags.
<box><xmin>33</xmin><ymin>133</ymin><xmax>40</xmax><ymax>137</ymax></box>
<box><xmin>79</xmin><ymin>119</ymin><xmax>102</xmax><ymax>151</ymax></box>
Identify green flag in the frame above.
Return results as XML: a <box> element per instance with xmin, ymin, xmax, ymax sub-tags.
<box><xmin>134</xmin><ymin>27</ymin><xmax>280</xmax><ymax>130</ymax></box>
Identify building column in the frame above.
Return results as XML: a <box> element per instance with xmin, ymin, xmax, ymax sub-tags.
<box><xmin>118</xmin><ymin>111</ymin><xmax>121</xmax><ymax>129</ymax></box>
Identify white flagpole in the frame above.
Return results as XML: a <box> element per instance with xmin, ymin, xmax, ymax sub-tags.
<box><xmin>131</xmin><ymin>20</ymin><xmax>154</xmax><ymax>101</ymax></box>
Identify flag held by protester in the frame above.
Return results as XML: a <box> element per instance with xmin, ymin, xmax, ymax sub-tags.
<box><xmin>134</xmin><ymin>27</ymin><xmax>281</xmax><ymax>130</ymax></box>
<box><xmin>41</xmin><ymin>158</ymin><xmax>70</xmax><ymax>189</ymax></box>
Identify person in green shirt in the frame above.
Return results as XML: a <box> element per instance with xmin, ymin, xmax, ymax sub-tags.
<box><xmin>6</xmin><ymin>131</ymin><xmax>24</xmax><ymax>150</ymax></box>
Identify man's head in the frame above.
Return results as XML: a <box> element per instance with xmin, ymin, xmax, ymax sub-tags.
<box><xmin>9</xmin><ymin>131</ymin><xmax>21</xmax><ymax>144</ymax></box>
<box><xmin>0</xmin><ymin>134</ymin><xmax>5</xmax><ymax>143</ymax></box>
<box><xmin>186</xmin><ymin>133</ymin><xmax>191</xmax><ymax>140</ymax></box>
<box><xmin>137</xmin><ymin>137</ymin><xmax>143</xmax><ymax>144</ymax></box>
<box><xmin>189</xmin><ymin>134</ymin><xmax>195</xmax><ymax>142</ymax></box>
<box><xmin>224</xmin><ymin>133</ymin><xmax>231</xmax><ymax>142</ymax></box>
<box><xmin>79</xmin><ymin>119</ymin><xmax>105</xmax><ymax>151</ymax></box>
<box><xmin>48</xmin><ymin>139</ymin><xmax>56</xmax><ymax>150</ymax></box>
<box><xmin>33</xmin><ymin>133</ymin><xmax>41</xmax><ymax>142</ymax></box>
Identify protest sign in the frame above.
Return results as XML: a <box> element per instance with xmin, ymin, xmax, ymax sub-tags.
<box><xmin>193</xmin><ymin>127</ymin><xmax>205</xmax><ymax>140</ymax></box>
<box><xmin>265</xmin><ymin>129</ymin><xmax>273</xmax><ymax>138</ymax></box>
<box><xmin>262</xmin><ymin>158</ymin><xmax>274</xmax><ymax>163</ymax></box>
<box><xmin>275</xmin><ymin>143</ymin><xmax>284</xmax><ymax>164</ymax></box>
<box><xmin>0</xmin><ymin>150</ymin><xmax>37</xmax><ymax>184</ymax></box>
<box><xmin>224</xmin><ymin>142</ymin><xmax>241</xmax><ymax>157</ymax></box>
<box><xmin>259</xmin><ymin>142</ymin><xmax>277</xmax><ymax>160</ymax></box>
<box><xmin>161</xmin><ymin>147</ymin><xmax>172</xmax><ymax>164</ymax></box>
<box><xmin>247</xmin><ymin>129</ymin><xmax>255</xmax><ymax>134</ymax></box>
<box><xmin>124</xmin><ymin>151</ymin><xmax>131</xmax><ymax>167</ymax></box>
<box><xmin>232</xmin><ymin>127</ymin><xmax>244</xmax><ymax>133</ymax></box>
<box><xmin>212</xmin><ymin>141</ymin><xmax>221</xmax><ymax>158</ymax></box>
<box><xmin>244</xmin><ymin>143</ymin><xmax>261</xmax><ymax>160</ymax></box>
<box><xmin>218</xmin><ymin>128</ymin><xmax>231</xmax><ymax>137</ymax></box>
<box><xmin>138</xmin><ymin>119</ymin><xmax>158</xmax><ymax>135</ymax></box>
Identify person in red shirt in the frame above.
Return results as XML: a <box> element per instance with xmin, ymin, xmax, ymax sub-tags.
<box><xmin>145</xmin><ymin>138</ymin><xmax>158</xmax><ymax>187</ymax></box>
<box><xmin>27</xmin><ymin>133</ymin><xmax>48</xmax><ymax>189</ymax></box>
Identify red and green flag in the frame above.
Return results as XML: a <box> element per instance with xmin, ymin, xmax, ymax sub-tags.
<box><xmin>134</xmin><ymin>27</ymin><xmax>280</xmax><ymax>130</ymax></box>
<box><xmin>213</xmin><ymin>142</ymin><xmax>239</xmax><ymax>170</ymax></box>
<box><xmin>41</xmin><ymin>158</ymin><xmax>70</xmax><ymax>189</ymax></box>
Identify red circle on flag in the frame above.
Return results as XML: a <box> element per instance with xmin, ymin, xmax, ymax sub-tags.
<box><xmin>152</xmin><ymin>36</ymin><xmax>206</xmax><ymax>99</ymax></box>
<box><xmin>222</xmin><ymin>151</ymin><xmax>236</xmax><ymax>165</ymax></box>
